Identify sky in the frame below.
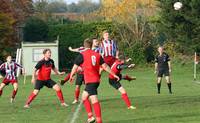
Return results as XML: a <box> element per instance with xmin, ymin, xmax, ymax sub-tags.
<box><xmin>33</xmin><ymin>0</ymin><xmax>100</xmax><ymax>4</ymax></box>
<box><xmin>65</xmin><ymin>0</ymin><xmax>99</xmax><ymax>4</ymax></box>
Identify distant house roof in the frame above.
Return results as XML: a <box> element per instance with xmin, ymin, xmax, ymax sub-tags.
<box><xmin>22</xmin><ymin>40</ymin><xmax>59</xmax><ymax>47</ymax></box>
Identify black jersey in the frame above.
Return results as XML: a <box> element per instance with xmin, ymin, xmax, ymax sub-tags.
<box><xmin>155</xmin><ymin>52</ymin><xmax>170</xmax><ymax>70</ymax></box>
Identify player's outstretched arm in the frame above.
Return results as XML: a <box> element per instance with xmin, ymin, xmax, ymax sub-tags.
<box><xmin>70</xmin><ymin>64</ymin><xmax>79</xmax><ymax>81</ymax></box>
<box><xmin>68</xmin><ymin>46</ymin><xmax>81</xmax><ymax>52</ymax></box>
<box><xmin>126</xmin><ymin>58</ymin><xmax>132</xmax><ymax>62</ymax></box>
<box><xmin>15</xmin><ymin>63</ymin><xmax>25</xmax><ymax>75</ymax></box>
<box><xmin>53</xmin><ymin>68</ymin><xmax>65</xmax><ymax>75</ymax></box>
<box><xmin>22</xmin><ymin>68</ymin><xmax>26</xmax><ymax>75</ymax></box>
<box><xmin>0</xmin><ymin>63</ymin><xmax>5</xmax><ymax>70</ymax></box>
<box><xmin>31</xmin><ymin>69</ymin><xmax>37</xmax><ymax>84</ymax></box>
<box><xmin>102</xmin><ymin>63</ymin><xmax>120</xmax><ymax>81</ymax></box>
<box><xmin>117</xmin><ymin>64</ymin><xmax>135</xmax><ymax>70</ymax></box>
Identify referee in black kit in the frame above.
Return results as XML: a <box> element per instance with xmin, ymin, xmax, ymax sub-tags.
<box><xmin>155</xmin><ymin>46</ymin><xmax>172</xmax><ymax>94</ymax></box>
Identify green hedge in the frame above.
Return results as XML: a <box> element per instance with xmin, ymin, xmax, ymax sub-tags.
<box><xmin>24</xmin><ymin>17</ymin><xmax>49</xmax><ymax>42</ymax></box>
<box><xmin>48</xmin><ymin>22</ymin><xmax>117</xmax><ymax>70</ymax></box>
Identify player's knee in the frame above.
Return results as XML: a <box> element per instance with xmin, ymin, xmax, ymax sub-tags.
<box><xmin>118</xmin><ymin>87</ymin><xmax>126</xmax><ymax>94</ymax></box>
<box><xmin>14</xmin><ymin>86</ymin><xmax>18</xmax><ymax>91</ymax></box>
<box><xmin>165</xmin><ymin>76</ymin><xmax>170</xmax><ymax>83</ymax></box>
<box><xmin>33</xmin><ymin>89</ymin><xmax>39</xmax><ymax>95</ymax></box>
<box><xmin>53</xmin><ymin>84</ymin><xmax>61</xmax><ymax>91</ymax></box>
<box><xmin>82</xmin><ymin>91</ymin><xmax>89</xmax><ymax>100</ymax></box>
<box><xmin>13</xmin><ymin>83</ymin><xmax>18</xmax><ymax>88</ymax></box>
<box><xmin>0</xmin><ymin>83</ymin><xmax>5</xmax><ymax>89</ymax></box>
<box><xmin>75</xmin><ymin>85</ymin><xmax>80</xmax><ymax>90</ymax></box>
<box><xmin>157</xmin><ymin>78</ymin><xmax>162</xmax><ymax>83</ymax></box>
<box><xmin>90</xmin><ymin>95</ymin><xmax>98</xmax><ymax>104</ymax></box>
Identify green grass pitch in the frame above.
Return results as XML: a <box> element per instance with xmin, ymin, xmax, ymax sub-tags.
<box><xmin>1</xmin><ymin>64</ymin><xmax>200</xmax><ymax>123</ymax></box>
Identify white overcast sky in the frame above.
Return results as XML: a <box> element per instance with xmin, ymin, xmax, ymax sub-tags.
<box><xmin>65</xmin><ymin>0</ymin><xmax>99</xmax><ymax>4</ymax></box>
<box><xmin>33</xmin><ymin>0</ymin><xmax>100</xmax><ymax>4</ymax></box>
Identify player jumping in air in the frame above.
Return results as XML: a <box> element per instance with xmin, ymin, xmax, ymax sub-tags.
<box><xmin>70</xmin><ymin>39</ymin><xmax>120</xmax><ymax>123</ymax></box>
<box><xmin>60</xmin><ymin>38</ymin><xmax>101</xmax><ymax>104</ymax></box>
<box><xmin>0</xmin><ymin>55</ymin><xmax>25</xmax><ymax>103</ymax></box>
<box><xmin>109</xmin><ymin>55</ymin><xmax>136</xmax><ymax>109</ymax></box>
<box><xmin>100</xmin><ymin>30</ymin><xmax>119</xmax><ymax>67</ymax></box>
<box><xmin>24</xmin><ymin>49</ymin><xmax>68</xmax><ymax>108</ymax></box>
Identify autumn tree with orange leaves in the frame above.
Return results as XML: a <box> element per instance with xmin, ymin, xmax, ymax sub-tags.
<box><xmin>95</xmin><ymin>0</ymin><xmax>158</xmax><ymax>63</ymax></box>
<box><xmin>0</xmin><ymin>0</ymin><xmax>33</xmax><ymax>59</ymax></box>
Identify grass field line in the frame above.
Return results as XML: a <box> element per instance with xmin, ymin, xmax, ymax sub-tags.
<box><xmin>68</xmin><ymin>101</ymin><xmax>83</xmax><ymax>123</ymax></box>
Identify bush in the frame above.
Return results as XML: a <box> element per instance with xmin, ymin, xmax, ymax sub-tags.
<box><xmin>123</xmin><ymin>42</ymin><xmax>146</xmax><ymax>64</ymax></box>
<box><xmin>23</xmin><ymin>17</ymin><xmax>49</xmax><ymax>42</ymax></box>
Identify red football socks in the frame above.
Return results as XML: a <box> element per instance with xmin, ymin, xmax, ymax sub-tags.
<box><xmin>121</xmin><ymin>93</ymin><xmax>131</xmax><ymax>107</ymax></box>
<box><xmin>26</xmin><ymin>92</ymin><xmax>37</xmax><ymax>105</ymax></box>
<box><xmin>56</xmin><ymin>90</ymin><xmax>65</xmax><ymax>103</ymax></box>
<box><xmin>123</xmin><ymin>75</ymin><xmax>134</xmax><ymax>81</ymax></box>
<box><xmin>75</xmin><ymin>88</ymin><xmax>80</xmax><ymax>101</ymax></box>
<box><xmin>83</xmin><ymin>98</ymin><xmax>93</xmax><ymax>119</ymax></box>
<box><xmin>64</xmin><ymin>73</ymin><xmax>71</xmax><ymax>82</ymax></box>
<box><xmin>93</xmin><ymin>102</ymin><xmax>102</xmax><ymax>123</ymax></box>
<box><xmin>12</xmin><ymin>89</ymin><xmax>18</xmax><ymax>99</ymax></box>
<box><xmin>0</xmin><ymin>90</ymin><xmax>2</xmax><ymax>96</ymax></box>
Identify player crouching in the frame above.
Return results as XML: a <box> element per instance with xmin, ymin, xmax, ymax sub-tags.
<box><xmin>0</xmin><ymin>55</ymin><xmax>25</xmax><ymax>103</ymax></box>
<box><xmin>24</xmin><ymin>49</ymin><xmax>68</xmax><ymax>108</ymax></box>
<box><xmin>109</xmin><ymin>55</ymin><xmax>136</xmax><ymax>110</ymax></box>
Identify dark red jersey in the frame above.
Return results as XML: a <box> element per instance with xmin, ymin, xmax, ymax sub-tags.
<box><xmin>74</xmin><ymin>49</ymin><xmax>104</xmax><ymax>84</ymax></box>
<box><xmin>109</xmin><ymin>60</ymin><xmax>122</xmax><ymax>79</ymax></box>
<box><xmin>35</xmin><ymin>58</ymin><xmax>55</xmax><ymax>81</ymax></box>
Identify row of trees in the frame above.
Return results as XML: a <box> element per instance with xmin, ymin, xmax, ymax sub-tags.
<box><xmin>33</xmin><ymin>0</ymin><xmax>100</xmax><ymax>13</ymax></box>
<box><xmin>2</xmin><ymin>0</ymin><xmax>200</xmax><ymax>64</ymax></box>
<box><xmin>157</xmin><ymin>0</ymin><xmax>200</xmax><ymax>54</ymax></box>
<box><xmin>0</xmin><ymin>0</ymin><xmax>33</xmax><ymax>59</ymax></box>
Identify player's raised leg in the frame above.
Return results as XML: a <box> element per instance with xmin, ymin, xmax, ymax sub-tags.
<box><xmin>123</xmin><ymin>75</ymin><xmax>136</xmax><ymax>81</ymax></box>
<box><xmin>60</xmin><ymin>73</ymin><xmax>71</xmax><ymax>85</ymax></box>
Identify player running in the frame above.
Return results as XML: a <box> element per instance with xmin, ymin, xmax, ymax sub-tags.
<box><xmin>60</xmin><ymin>38</ymin><xmax>101</xmax><ymax>104</ymax></box>
<box><xmin>24</xmin><ymin>49</ymin><xmax>68</xmax><ymax>108</ymax></box>
<box><xmin>0</xmin><ymin>55</ymin><xmax>25</xmax><ymax>103</ymax></box>
<box><xmin>70</xmin><ymin>39</ymin><xmax>120</xmax><ymax>123</ymax></box>
<box><xmin>109</xmin><ymin>55</ymin><xmax>136</xmax><ymax>109</ymax></box>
